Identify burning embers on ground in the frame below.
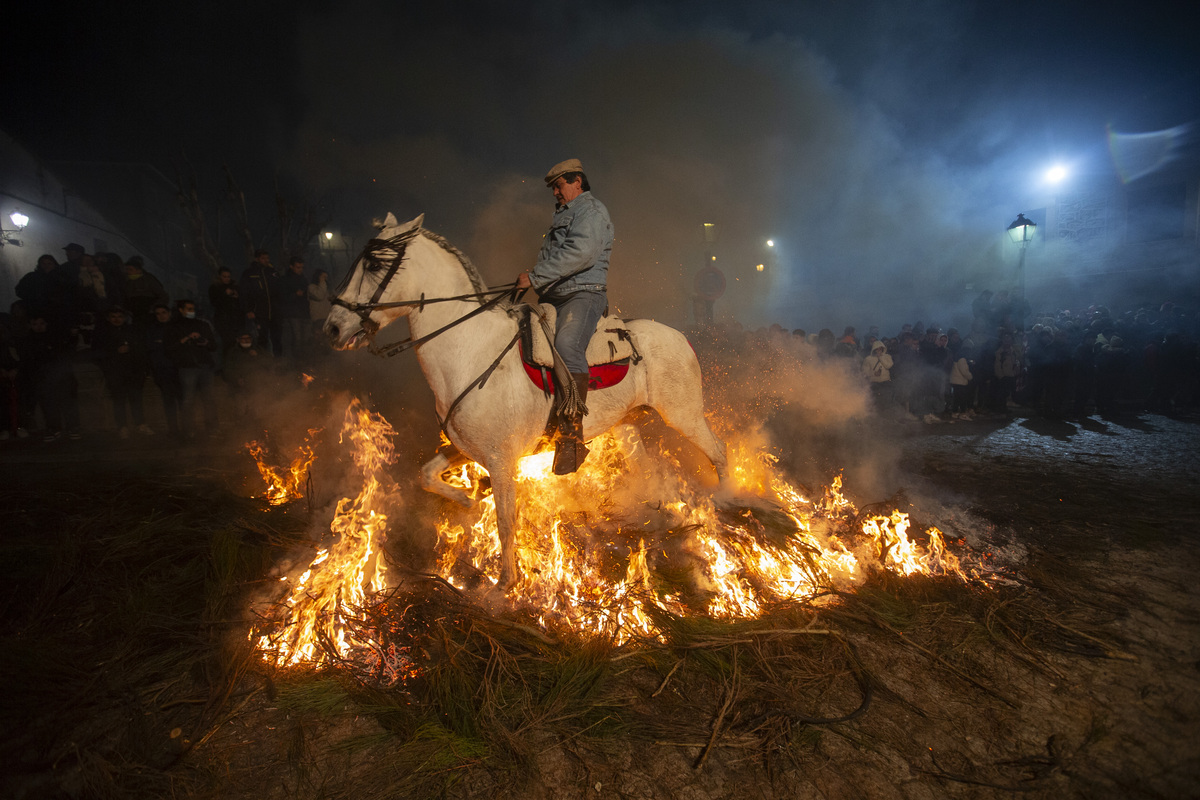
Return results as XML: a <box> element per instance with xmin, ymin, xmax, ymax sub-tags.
<box><xmin>250</xmin><ymin>400</ymin><xmax>981</xmax><ymax>676</ymax></box>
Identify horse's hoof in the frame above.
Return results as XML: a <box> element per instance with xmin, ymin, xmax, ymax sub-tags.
<box><xmin>496</xmin><ymin>571</ymin><xmax>519</xmax><ymax>593</ymax></box>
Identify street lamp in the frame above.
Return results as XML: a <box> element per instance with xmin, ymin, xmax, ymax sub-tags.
<box><xmin>2</xmin><ymin>210</ymin><xmax>28</xmax><ymax>246</ymax></box>
<box><xmin>1006</xmin><ymin>213</ymin><xmax>1036</xmax><ymax>320</ymax></box>
<box><xmin>1006</xmin><ymin>213</ymin><xmax>1037</xmax><ymax>246</ymax></box>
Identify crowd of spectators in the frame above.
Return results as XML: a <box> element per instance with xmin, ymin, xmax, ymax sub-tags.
<box><xmin>1</xmin><ymin>243</ymin><xmax>332</xmax><ymax>443</ymax></box>
<box><xmin>5</xmin><ymin>246</ymin><xmax>1196</xmax><ymax>446</ymax></box>
<box><xmin>689</xmin><ymin>288</ymin><xmax>1199</xmax><ymax>423</ymax></box>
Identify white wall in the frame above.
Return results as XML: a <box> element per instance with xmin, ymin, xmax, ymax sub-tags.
<box><xmin>0</xmin><ymin>129</ymin><xmax>167</xmax><ymax>313</ymax></box>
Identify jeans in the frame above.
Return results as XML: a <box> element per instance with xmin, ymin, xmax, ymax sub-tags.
<box><xmin>549</xmin><ymin>290</ymin><xmax>606</xmax><ymax>375</ymax></box>
<box><xmin>178</xmin><ymin>367</ymin><xmax>217</xmax><ymax>434</ymax></box>
<box><xmin>104</xmin><ymin>371</ymin><xmax>146</xmax><ymax>428</ymax></box>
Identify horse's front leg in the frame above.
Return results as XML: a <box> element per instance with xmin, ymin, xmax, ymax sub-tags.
<box><xmin>420</xmin><ymin>443</ymin><xmax>474</xmax><ymax>507</ymax></box>
<box><xmin>490</xmin><ymin>467</ymin><xmax>520</xmax><ymax>590</ymax></box>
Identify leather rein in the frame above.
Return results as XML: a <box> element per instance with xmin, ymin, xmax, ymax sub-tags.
<box><xmin>328</xmin><ymin>226</ymin><xmax>527</xmax><ymax>433</ymax></box>
<box><xmin>329</xmin><ymin>227</ymin><xmax>522</xmax><ymax>359</ymax></box>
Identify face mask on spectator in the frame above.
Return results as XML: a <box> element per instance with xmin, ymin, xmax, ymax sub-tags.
<box><xmin>183</xmin><ymin>311</ymin><xmax>196</xmax><ymax>319</ymax></box>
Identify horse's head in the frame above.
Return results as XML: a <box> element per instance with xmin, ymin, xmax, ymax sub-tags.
<box><xmin>324</xmin><ymin>211</ymin><xmax>424</xmax><ymax>350</ymax></box>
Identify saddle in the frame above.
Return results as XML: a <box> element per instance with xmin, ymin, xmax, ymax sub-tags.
<box><xmin>518</xmin><ymin>304</ymin><xmax>641</xmax><ymax>394</ymax></box>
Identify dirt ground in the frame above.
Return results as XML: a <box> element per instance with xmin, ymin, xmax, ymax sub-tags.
<box><xmin>2</xmin><ymin>403</ymin><xmax>1199</xmax><ymax>799</ymax></box>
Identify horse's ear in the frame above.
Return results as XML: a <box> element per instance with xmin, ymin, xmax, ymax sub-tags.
<box><xmin>383</xmin><ymin>212</ymin><xmax>400</xmax><ymax>228</ymax></box>
<box><xmin>401</xmin><ymin>213</ymin><xmax>425</xmax><ymax>232</ymax></box>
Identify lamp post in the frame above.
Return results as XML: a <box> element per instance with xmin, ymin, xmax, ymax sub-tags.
<box><xmin>1006</xmin><ymin>213</ymin><xmax>1036</xmax><ymax>331</ymax></box>
<box><xmin>1006</xmin><ymin>213</ymin><xmax>1036</xmax><ymax>295</ymax></box>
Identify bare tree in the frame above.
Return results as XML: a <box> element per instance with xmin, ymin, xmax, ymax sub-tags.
<box><xmin>174</xmin><ymin>158</ymin><xmax>329</xmax><ymax>277</ymax></box>
<box><xmin>274</xmin><ymin>175</ymin><xmax>326</xmax><ymax>263</ymax></box>
<box><xmin>175</xmin><ymin>159</ymin><xmax>225</xmax><ymax>276</ymax></box>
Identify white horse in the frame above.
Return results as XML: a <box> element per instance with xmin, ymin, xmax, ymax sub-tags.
<box><xmin>324</xmin><ymin>212</ymin><xmax>727</xmax><ymax>589</ymax></box>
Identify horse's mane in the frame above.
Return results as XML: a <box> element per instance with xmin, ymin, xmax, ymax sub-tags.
<box><xmin>421</xmin><ymin>229</ymin><xmax>499</xmax><ymax>304</ymax></box>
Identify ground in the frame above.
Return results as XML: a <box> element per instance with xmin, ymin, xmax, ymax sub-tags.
<box><xmin>2</xmin><ymin>399</ymin><xmax>1198</xmax><ymax>799</ymax></box>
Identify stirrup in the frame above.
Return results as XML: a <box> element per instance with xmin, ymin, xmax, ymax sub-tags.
<box><xmin>552</xmin><ymin>437</ymin><xmax>589</xmax><ymax>475</ymax></box>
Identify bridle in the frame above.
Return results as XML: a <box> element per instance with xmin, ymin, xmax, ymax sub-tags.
<box><xmin>329</xmin><ymin>226</ymin><xmax>521</xmax><ymax>358</ymax></box>
<box><xmin>328</xmin><ymin>224</ymin><xmax>586</xmax><ymax>436</ymax></box>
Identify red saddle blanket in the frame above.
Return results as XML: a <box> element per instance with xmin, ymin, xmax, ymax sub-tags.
<box><xmin>519</xmin><ymin>341</ymin><xmax>630</xmax><ymax>393</ymax></box>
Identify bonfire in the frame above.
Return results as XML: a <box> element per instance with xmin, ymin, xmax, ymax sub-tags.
<box><xmin>250</xmin><ymin>399</ymin><xmax>982</xmax><ymax>675</ymax></box>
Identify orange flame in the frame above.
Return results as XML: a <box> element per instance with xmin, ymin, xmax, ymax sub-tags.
<box><xmin>436</xmin><ymin>429</ymin><xmax>976</xmax><ymax>642</ymax></box>
<box><xmin>255</xmin><ymin>402</ymin><xmax>983</xmax><ymax>668</ymax></box>
<box><xmin>246</xmin><ymin>429</ymin><xmax>322</xmax><ymax>506</ymax></box>
<box><xmin>254</xmin><ymin>402</ymin><xmax>399</xmax><ymax>668</ymax></box>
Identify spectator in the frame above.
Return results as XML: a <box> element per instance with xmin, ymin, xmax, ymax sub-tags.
<box><xmin>991</xmin><ymin>334</ymin><xmax>1020</xmax><ymax>413</ymax></box>
<box><xmin>60</xmin><ymin>242</ymin><xmax>86</xmax><ymax>282</ymax></box>
<box><xmin>0</xmin><ymin>320</ymin><xmax>23</xmax><ymax>439</ymax></box>
<box><xmin>96</xmin><ymin>253</ymin><xmax>127</xmax><ymax>300</ymax></box>
<box><xmin>121</xmin><ymin>256</ymin><xmax>169</xmax><ymax>327</ymax></box>
<box><xmin>208</xmin><ymin>268</ymin><xmax>243</xmax><ymax>353</ymax></box>
<box><xmin>815</xmin><ymin>328</ymin><xmax>835</xmax><ymax>360</ymax></box>
<box><xmin>77</xmin><ymin>253</ymin><xmax>112</xmax><ymax>316</ymax></box>
<box><xmin>145</xmin><ymin>304</ymin><xmax>183</xmax><ymax>438</ymax></box>
<box><xmin>222</xmin><ymin>330</ymin><xmax>273</xmax><ymax>427</ymax></box>
<box><xmin>1094</xmin><ymin>335</ymin><xmax>1131</xmax><ymax>415</ymax></box>
<box><xmin>15</xmin><ymin>254</ymin><xmax>77</xmax><ymax>335</ymax></box>
<box><xmin>1041</xmin><ymin>330</ymin><xmax>1073</xmax><ymax>419</ymax></box>
<box><xmin>915</xmin><ymin>329</ymin><xmax>951</xmax><ymax>421</ymax></box>
<box><xmin>241</xmin><ymin>249</ymin><xmax>281</xmax><ymax>357</ymax></box>
<box><xmin>949</xmin><ymin>352</ymin><xmax>973</xmax><ymax>418</ymax></box>
<box><xmin>892</xmin><ymin>332</ymin><xmax>921</xmax><ymax>419</ymax></box>
<box><xmin>834</xmin><ymin>326</ymin><xmax>859</xmax><ymax>358</ymax></box>
<box><xmin>17</xmin><ymin>314</ymin><xmax>81</xmax><ymax>441</ymax></box>
<box><xmin>275</xmin><ymin>256</ymin><xmax>311</xmax><ymax>361</ymax></box>
<box><xmin>861</xmin><ymin>340</ymin><xmax>894</xmax><ymax>411</ymax></box>
<box><xmin>91</xmin><ymin>306</ymin><xmax>153</xmax><ymax>438</ymax></box>
<box><xmin>308</xmin><ymin>269</ymin><xmax>332</xmax><ymax>343</ymax></box>
<box><xmin>165</xmin><ymin>299</ymin><xmax>218</xmax><ymax>438</ymax></box>
<box><xmin>1069</xmin><ymin>333</ymin><xmax>1097</xmax><ymax>418</ymax></box>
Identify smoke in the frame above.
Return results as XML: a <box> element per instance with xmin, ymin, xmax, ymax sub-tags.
<box><xmin>284</xmin><ymin>1</ymin><xmax>1044</xmax><ymax>335</ymax></box>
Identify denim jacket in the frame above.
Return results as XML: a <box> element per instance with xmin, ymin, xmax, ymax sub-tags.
<box><xmin>531</xmin><ymin>191</ymin><xmax>612</xmax><ymax>299</ymax></box>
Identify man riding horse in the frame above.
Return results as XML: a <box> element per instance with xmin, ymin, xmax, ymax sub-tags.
<box><xmin>515</xmin><ymin>158</ymin><xmax>613</xmax><ymax>475</ymax></box>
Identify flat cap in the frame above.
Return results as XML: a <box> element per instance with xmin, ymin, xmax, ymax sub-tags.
<box><xmin>544</xmin><ymin>158</ymin><xmax>584</xmax><ymax>185</ymax></box>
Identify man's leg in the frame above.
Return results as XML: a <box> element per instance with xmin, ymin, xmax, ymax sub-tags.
<box><xmin>551</xmin><ymin>291</ymin><xmax>606</xmax><ymax>474</ymax></box>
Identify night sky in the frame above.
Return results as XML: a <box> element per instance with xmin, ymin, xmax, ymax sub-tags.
<box><xmin>6</xmin><ymin>0</ymin><xmax>1197</xmax><ymax>328</ymax></box>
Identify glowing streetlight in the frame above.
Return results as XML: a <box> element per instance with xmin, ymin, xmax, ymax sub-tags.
<box><xmin>10</xmin><ymin>211</ymin><xmax>29</xmax><ymax>229</ymax></box>
<box><xmin>324</xmin><ymin>231</ymin><xmax>334</xmax><ymax>241</ymax></box>
<box><xmin>755</xmin><ymin>263</ymin><xmax>765</xmax><ymax>272</ymax></box>
<box><xmin>1006</xmin><ymin>213</ymin><xmax>1037</xmax><ymax>245</ymax></box>
<box><xmin>1006</xmin><ymin>213</ymin><xmax>1037</xmax><ymax>314</ymax></box>
<box><xmin>1044</xmin><ymin>164</ymin><xmax>1068</xmax><ymax>184</ymax></box>
<box><xmin>765</xmin><ymin>239</ymin><xmax>775</xmax><ymax>247</ymax></box>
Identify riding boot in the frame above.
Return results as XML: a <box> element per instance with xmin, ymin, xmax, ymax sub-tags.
<box><xmin>553</xmin><ymin>372</ymin><xmax>591</xmax><ymax>475</ymax></box>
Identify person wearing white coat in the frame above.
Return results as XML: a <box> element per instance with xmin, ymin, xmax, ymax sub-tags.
<box><xmin>950</xmin><ymin>355</ymin><xmax>974</xmax><ymax>417</ymax></box>
<box><xmin>861</xmin><ymin>340</ymin><xmax>894</xmax><ymax>411</ymax></box>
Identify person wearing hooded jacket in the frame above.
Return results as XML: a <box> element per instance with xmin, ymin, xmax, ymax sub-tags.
<box><xmin>949</xmin><ymin>353</ymin><xmax>974</xmax><ymax>418</ymax></box>
<box><xmin>861</xmin><ymin>340</ymin><xmax>894</xmax><ymax>411</ymax></box>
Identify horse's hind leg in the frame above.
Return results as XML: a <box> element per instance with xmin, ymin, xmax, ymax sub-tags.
<box><xmin>490</xmin><ymin>467</ymin><xmax>520</xmax><ymax>590</ymax></box>
<box><xmin>420</xmin><ymin>443</ymin><xmax>474</xmax><ymax>507</ymax></box>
